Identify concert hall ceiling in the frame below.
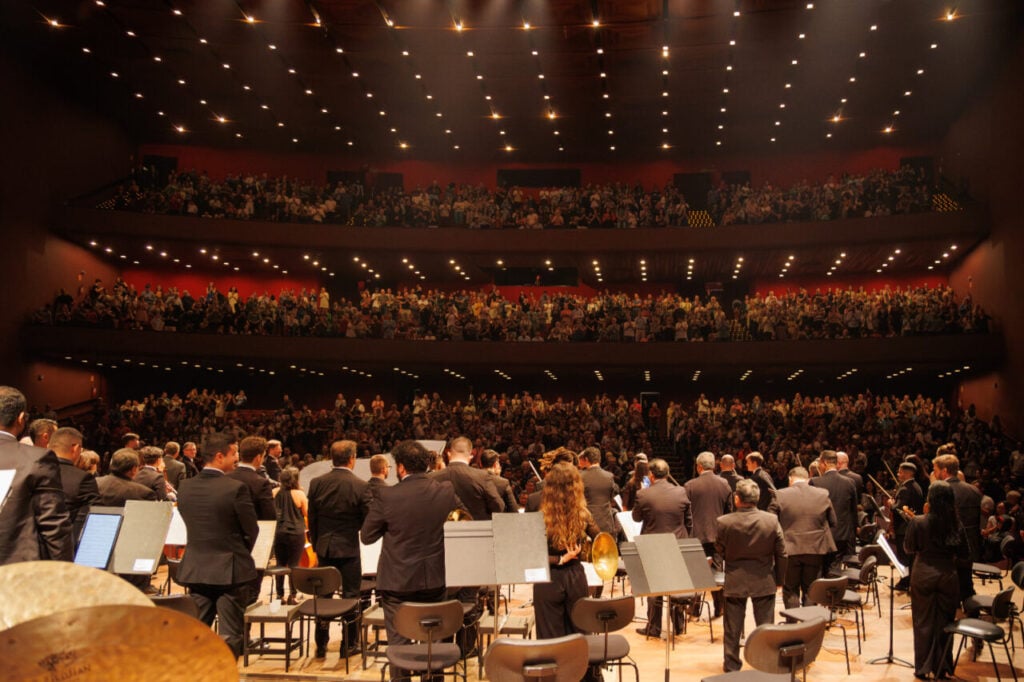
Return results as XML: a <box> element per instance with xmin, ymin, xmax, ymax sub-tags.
<box><xmin>3</xmin><ymin>0</ymin><xmax>1021</xmax><ymax>161</ymax></box>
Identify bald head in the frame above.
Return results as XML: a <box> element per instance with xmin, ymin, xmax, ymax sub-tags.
<box><xmin>449</xmin><ymin>436</ymin><xmax>473</xmax><ymax>463</ymax></box>
<box><xmin>836</xmin><ymin>451</ymin><xmax>850</xmax><ymax>470</ymax></box>
<box><xmin>719</xmin><ymin>455</ymin><xmax>735</xmax><ymax>471</ymax></box>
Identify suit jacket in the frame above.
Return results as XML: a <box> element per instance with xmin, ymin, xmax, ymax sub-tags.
<box><xmin>684</xmin><ymin>471</ymin><xmax>733</xmax><ymax>544</ymax></box>
<box><xmin>228</xmin><ymin>464</ymin><xmax>276</xmax><ymax>521</ymax></box>
<box><xmin>95</xmin><ymin>473</ymin><xmax>158</xmax><ymax>506</ymax></box>
<box><xmin>429</xmin><ymin>461</ymin><xmax>504</xmax><ymax>520</ymax></box>
<box><xmin>839</xmin><ymin>469</ymin><xmax>865</xmax><ymax>497</ymax></box>
<box><xmin>892</xmin><ymin>479</ymin><xmax>925</xmax><ymax>537</ymax></box>
<box><xmin>133</xmin><ymin>466</ymin><xmax>168</xmax><ymax>501</ymax></box>
<box><xmin>58</xmin><ymin>458</ymin><xmax>100</xmax><ymax>543</ymax></box>
<box><xmin>948</xmin><ymin>477</ymin><xmax>983</xmax><ymax>560</ymax></box>
<box><xmin>775</xmin><ymin>482</ymin><xmax>837</xmax><ymax>556</ymax></box>
<box><xmin>581</xmin><ymin>465</ymin><xmax>620</xmax><ymax>534</ymax></box>
<box><xmin>367</xmin><ymin>476</ymin><xmax>390</xmax><ymax>501</ymax></box>
<box><xmin>809</xmin><ymin>470</ymin><xmax>858</xmax><ymax>545</ymax></box>
<box><xmin>308</xmin><ymin>467</ymin><xmax>369</xmax><ymax>559</ymax></box>
<box><xmin>491</xmin><ymin>473</ymin><xmax>520</xmax><ymax>513</ymax></box>
<box><xmin>749</xmin><ymin>467</ymin><xmax>780</xmax><ymax>514</ymax></box>
<box><xmin>715</xmin><ymin>507</ymin><xmax>787</xmax><ymax>598</ymax></box>
<box><xmin>264</xmin><ymin>455</ymin><xmax>282</xmax><ymax>483</ymax></box>
<box><xmin>632</xmin><ymin>479</ymin><xmax>692</xmax><ymax>538</ymax></box>
<box><xmin>719</xmin><ymin>469</ymin><xmax>742</xmax><ymax>492</ymax></box>
<box><xmin>0</xmin><ymin>433</ymin><xmax>73</xmax><ymax>564</ymax></box>
<box><xmin>361</xmin><ymin>473</ymin><xmax>462</xmax><ymax>593</ymax></box>
<box><xmin>181</xmin><ymin>456</ymin><xmax>200</xmax><ymax>479</ymax></box>
<box><xmin>163</xmin><ymin>456</ymin><xmax>187</xmax><ymax>491</ymax></box>
<box><xmin>525</xmin><ymin>490</ymin><xmax>542</xmax><ymax>513</ymax></box>
<box><xmin>177</xmin><ymin>469</ymin><xmax>259</xmax><ymax>586</ymax></box>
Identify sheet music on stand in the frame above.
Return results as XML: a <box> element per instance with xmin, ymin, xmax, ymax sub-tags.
<box><xmin>876</xmin><ymin>531</ymin><xmax>910</xmax><ymax>578</ymax></box>
<box><xmin>252</xmin><ymin>520</ymin><xmax>277</xmax><ymax>569</ymax></box>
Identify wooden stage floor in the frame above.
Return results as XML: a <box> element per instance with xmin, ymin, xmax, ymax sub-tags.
<box><xmin>235</xmin><ymin>575</ymin><xmax>1019</xmax><ymax>682</ymax></box>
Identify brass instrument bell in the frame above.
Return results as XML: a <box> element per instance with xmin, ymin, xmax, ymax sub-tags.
<box><xmin>590</xmin><ymin>532</ymin><xmax>620</xmax><ymax>583</ymax></box>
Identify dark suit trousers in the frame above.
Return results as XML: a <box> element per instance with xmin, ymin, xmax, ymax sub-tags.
<box><xmin>703</xmin><ymin>541</ymin><xmax>723</xmax><ymax>614</ymax></box>
<box><xmin>189</xmin><ymin>582</ymin><xmax>253</xmax><ymax>659</ymax></box>
<box><xmin>316</xmin><ymin>555</ymin><xmax>362</xmax><ymax>650</ymax></box>
<box><xmin>533</xmin><ymin>563</ymin><xmax>589</xmax><ymax>639</ymax></box>
<box><xmin>724</xmin><ymin>594</ymin><xmax>775</xmax><ymax>672</ymax></box>
<box><xmin>783</xmin><ymin>554</ymin><xmax>824</xmax><ymax>609</ymax></box>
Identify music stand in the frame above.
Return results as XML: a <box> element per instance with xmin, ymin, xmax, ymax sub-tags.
<box><xmin>445</xmin><ymin>513</ymin><xmax>549</xmax><ymax>678</ymax></box>
<box><xmin>111</xmin><ymin>500</ymin><xmax>173</xmax><ymax>576</ymax></box>
<box><xmin>621</xmin><ymin>534</ymin><xmax>719</xmax><ymax>682</ymax></box>
<box><xmin>867</xmin><ymin>531</ymin><xmax>912</xmax><ymax>668</ymax></box>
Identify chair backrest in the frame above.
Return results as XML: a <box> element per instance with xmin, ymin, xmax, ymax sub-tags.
<box><xmin>1011</xmin><ymin>561</ymin><xmax>1024</xmax><ymax>590</ymax></box>
<box><xmin>291</xmin><ymin>566</ymin><xmax>342</xmax><ymax>598</ymax></box>
<box><xmin>991</xmin><ymin>586</ymin><xmax>1016</xmax><ymax>620</ymax></box>
<box><xmin>150</xmin><ymin>593</ymin><xmax>199</xmax><ymax>619</ymax></box>
<box><xmin>858</xmin><ymin>543</ymin><xmax>880</xmax><ymax>563</ymax></box>
<box><xmin>393</xmin><ymin>599</ymin><xmax>465</xmax><ymax>643</ymax></box>
<box><xmin>570</xmin><ymin>596</ymin><xmax>635</xmax><ymax>634</ymax></box>
<box><xmin>807</xmin><ymin>576</ymin><xmax>848</xmax><ymax>610</ymax></box>
<box><xmin>744</xmin><ymin>617</ymin><xmax>828</xmax><ymax>678</ymax></box>
<box><xmin>1001</xmin><ymin>535</ymin><xmax>1016</xmax><ymax>561</ymax></box>
<box><xmin>859</xmin><ymin>555</ymin><xmax>878</xmax><ymax>582</ymax></box>
<box><xmin>484</xmin><ymin>634</ymin><xmax>589</xmax><ymax>682</ymax></box>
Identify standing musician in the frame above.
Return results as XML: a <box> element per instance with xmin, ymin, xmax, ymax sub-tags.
<box><xmin>775</xmin><ymin>466</ymin><xmax>836</xmax><ymax>609</ymax></box>
<box><xmin>685</xmin><ymin>451</ymin><xmax>733</xmax><ymax>618</ymax></box>
<box><xmin>887</xmin><ymin>462</ymin><xmax>925</xmax><ymax>590</ymax></box>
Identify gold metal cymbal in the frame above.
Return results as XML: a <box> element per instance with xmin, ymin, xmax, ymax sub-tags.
<box><xmin>0</xmin><ymin>604</ymin><xmax>237</xmax><ymax>681</ymax></box>
<box><xmin>0</xmin><ymin>560</ymin><xmax>153</xmax><ymax>630</ymax></box>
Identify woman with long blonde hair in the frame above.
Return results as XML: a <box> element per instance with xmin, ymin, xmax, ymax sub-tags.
<box><xmin>534</xmin><ymin>460</ymin><xmax>600</xmax><ymax>641</ymax></box>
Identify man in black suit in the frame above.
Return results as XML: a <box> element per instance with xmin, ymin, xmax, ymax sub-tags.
<box><xmin>718</xmin><ymin>454</ymin><xmax>742</xmax><ymax>491</ymax></box>
<box><xmin>716</xmin><ymin>479</ymin><xmax>787</xmax><ymax>673</ymax></box>
<box><xmin>744</xmin><ymin>452</ymin><xmax>779</xmax><ymax>514</ymax></box>
<box><xmin>578</xmin><ymin>446</ymin><xmax>620</xmax><ymax>536</ymax></box>
<box><xmin>51</xmin><ymin>426</ymin><xmax>99</xmax><ymax>545</ymax></box>
<box><xmin>180</xmin><ymin>441</ymin><xmax>200</xmax><ymax>478</ymax></box>
<box><xmin>837</xmin><ymin>451</ymin><xmax>865</xmax><ymax>497</ymax></box>
<box><xmin>134</xmin><ymin>446</ymin><xmax>169</xmax><ymax>501</ymax></box>
<box><xmin>362</xmin><ymin>440</ymin><xmax>465</xmax><ymax>651</ymax></box>
<box><xmin>809</xmin><ymin>450</ymin><xmax>858</xmax><ymax>576</ymax></box>
<box><xmin>367</xmin><ymin>454</ymin><xmax>391</xmax><ymax>501</ymax></box>
<box><xmin>888</xmin><ymin>461</ymin><xmax>924</xmax><ymax>590</ymax></box>
<box><xmin>481</xmin><ymin>449</ymin><xmax>518</xmax><ymax>512</ymax></box>
<box><xmin>0</xmin><ymin>386</ymin><xmax>72</xmax><ymax>566</ymax></box>
<box><xmin>177</xmin><ymin>432</ymin><xmax>259</xmax><ymax>659</ymax></box>
<box><xmin>96</xmin><ymin>449</ymin><xmax>158</xmax><ymax>506</ymax></box>
<box><xmin>264</xmin><ymin>439</ymin><xmax>283</xmax><ymax>483</ymax></box>
<box><xmin>163</xmin><ymin>441</ymin><xmax>187</xmax><ymax>492</ymax></box>
<box><xmin>229</xmin><ymin>436</ymin><xmax>276</xmax><ymax>521</ymax></box>
<box><xmin>430</xmin><ymin>436</ymin><xmax>504</xmax><ymax>520</ymax></box>
<box><xmin>775</xmin><ymin>466</ymin><xmax>837</xmax><ymax>608</ymax></box>
<box><xmin>307</xmin><ymin>439</ymin><xmax>370</xmax><ymax>657</ymax></box>
<box><xmin>933</xmin><ymin>449</ymin><xmax>982</xmax><ymax>601</ymax></box>
<box><xmin>632</xmin><ymin>458</ymin><xmax>692</xmax><ymax>637</ymax></box>
<box><xmin>685</xmin><ymin>451</ymin><xmax>733</xmax><ymax>617</ymax></box>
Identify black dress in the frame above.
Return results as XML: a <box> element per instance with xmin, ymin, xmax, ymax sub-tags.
<box><xmin>533</xmin><ymin>520</ymin><xmax>601</xmax><ymax>639</ymax></box>
<box><xmin>904</xmin><ymin>514</ymin><xmax>967</xmax><ymax>678</ymax></box>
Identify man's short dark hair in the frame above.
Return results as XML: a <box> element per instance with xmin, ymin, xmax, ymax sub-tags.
<box><xmin>330</xmin><ymin>440</ymin><xmax>358</xmax><ymax>467</ymax></box>
<box><xmin>239</xmin><ymin>436</ymin><xmax>267</xmax><ymax>463</ymax></box>
<box><xmin>109</xmin><ymin>448</ymin><xmax>140</xmax><ymax>476</ymax></box>
<box><xmin>0</xmin><ymin>386</ymin><xmax>27</xmax><ymax>430</ymax></box>
<box><xmin>579</xmin><ymin>447</ymin><xmax>601</xmax><ymax>465</ymax></box>
<box><xmin>480</xmin><ymin>449</ymin><xmax>500</xmax><ymax>469</ymax></box>
<box><xmin>49</xmin><ymin>427</ymin><xmax>83</xmax><ymax>454</ymax></box>
<box><xmin>899</xmin><ymin>462</ymin><xmax>917</xmax><ymax>474</ymax></box>
<box><xmin>934</xmin><ymin>453</ymin><xmax>960</xmax><ymax>476</ymax></box>
<box><xmin>27</xmin><ymin>418</ymin><xmax>58</xmax><ymax>442</ymax></box>
<box><xmin>746</xmin><ymin>451</ymin><xmax>764</xmax><ymax>467</ymax></box>
<box><xmin>164</xmin><ymin>441</ymin><xmax>180</xmax><ymax>457</ymax></box>
<box><xmin>392</xmin><ymin>440</ymin><xmax>432</xmax><ymax>474</ymax></box>
<box><xmin>820</xmin><ymin>450</ymin><xmax>838</xmax><ymax>466</ymax></box>
<box><xmin>201</xmin><ymin>432</ymin><xmax>237</xmax><ymax>465</ymax></box>
<box><xmin>649</xmin><ymin>458</ymin><xmax>670</xmax><ymax>480</ymax></box>
<box><xmin>140</xmin><ymin>445</ymin><xmax>163</xmax><ymax>465</ymax></box>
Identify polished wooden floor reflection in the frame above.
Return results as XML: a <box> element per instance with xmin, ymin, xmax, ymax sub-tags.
<box><xmin>234</xmin><ymin>574</ymin><xmax>1020</xmax><ymax>681</ymax></box>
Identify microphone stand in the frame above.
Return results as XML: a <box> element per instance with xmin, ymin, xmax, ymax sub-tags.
<box><xmin>867</xmin><ymin>564</ymin><xmax>913</xmax><ymax>667</ymax></box>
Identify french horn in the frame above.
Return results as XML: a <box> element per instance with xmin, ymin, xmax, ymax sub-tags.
<box><xmin>590</xmin><ymin>531</ymin><xmax>619</xmax><ymax>583</ymax></box>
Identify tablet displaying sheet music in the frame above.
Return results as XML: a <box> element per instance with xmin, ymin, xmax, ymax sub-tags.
<box><xmin>74</xmin><ymin>508</ymin><xmax>124</xmax><ymax>570</ymax></box>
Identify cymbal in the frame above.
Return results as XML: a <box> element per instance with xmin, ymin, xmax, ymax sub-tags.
<box><xmin>0</xmin><ymin>604</ymin><xmax>237</xmax><ymax>681</ymax></box>
<box><xmin>0</xmin><ymin>560</ymin><xmax>153</xmax><ymax>630</ymax></box>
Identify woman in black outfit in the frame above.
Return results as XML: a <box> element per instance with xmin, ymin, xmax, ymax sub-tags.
<box><xmin>272</xmin><ymin>466</ymin><xmax>308</xmax><ymax>604</ymax></box>
<box><xmin>904</xmin><ymin>480</ymin><xmax>967</xmax><ymax>680</ymax></box>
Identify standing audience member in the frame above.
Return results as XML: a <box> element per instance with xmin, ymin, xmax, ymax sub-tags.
<box><xmin>307</xmin><ymin>439</ymin><xmax>369</xmax><ymax>658</ymax></box>
<box><xmin>0</xmin><ymin>387</ymin><xmax>72</xmax><ymax>565</ymax></box>
<box><xmin>51</xmin><ymin>426</ymin><xmax>99</xmax><ymax>544</ymax></box>
<box><xmin>361</xmin><ymin>440</ymin><xmax>465</xmax><ymax>663</ymax></box>
<box><xmin>716</xmin><ymin>478</ymin><xmax>787</xmax><ymax>673</ymax></box>
<box><xmin>272</xmin><ymin>467</ymin><xmax>308</xmax><ymax>606</ymax></box>
<box><xmin>177</xmin><ymin>432</ymin><xmax>259</xmax><ymax>660</ymax></box>
<box><xmin>229</xmin><ymin>436</ymin><xmax>276</xmax><ymax>521</ymax></box>
<box><xmin>904</xmin><ymin>481</ymin><xmax>967</xmax><ymax>681</ymax></box>
<box><xmin>774</xmin><ymin>466</ymin><xmax>836</xmax><ymax>608</ymax></box>
<box><xmin>685</xmin><ymin>451</ymin><xmax>733</xmax><ymax>618</ymax></box>
<box><xmin>810</xmin><ymin>450</ymin><xmax>858</xmax><ymax>576</ymax></box>
<box><xmin>632</xmin><ymin>458</ymin><xmax>692</xmax><ymax>638</ymax></box>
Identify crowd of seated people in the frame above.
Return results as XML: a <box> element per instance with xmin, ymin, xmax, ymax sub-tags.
<box><xmin>33</xmin><ymin>280</ymin><xmax>991</xmax><ymax>341</ymax></box>
<box><xmin>708</xmin><ymin>165</ymin><xmax>934</xmax><ymax>225</ymax></box>
<box><xmin>61</xmin><ymin>388</ymin><xmax>1018</xmax><ymax>514</ymax></box>
<box><xmin>102</xmin><ymin>165</ymin><xmax>939</xmax><ymax>228</ymax></box>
